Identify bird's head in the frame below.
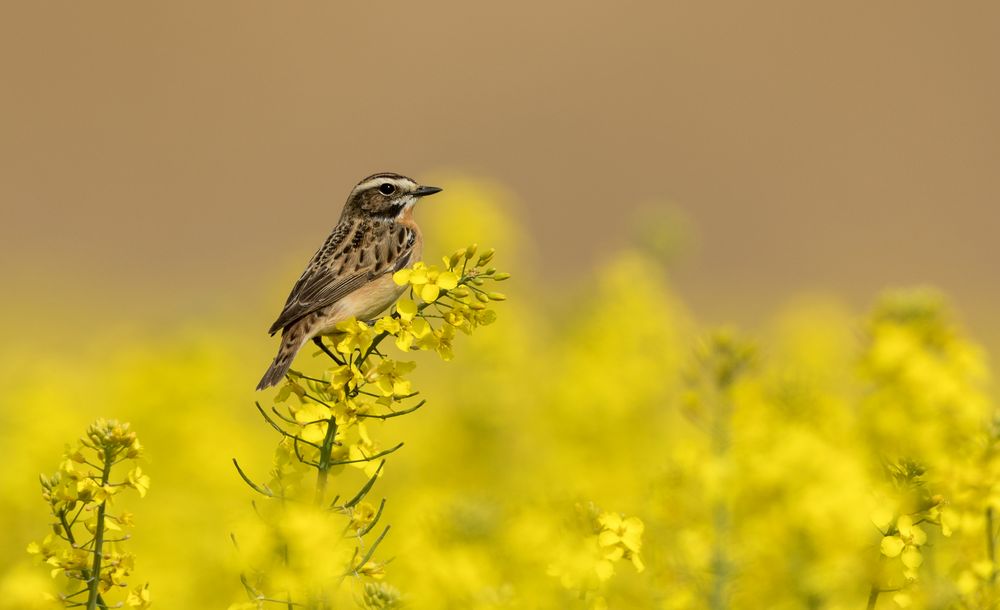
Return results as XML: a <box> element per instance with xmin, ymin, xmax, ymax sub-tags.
<box><xmin>343</xmin><ymin>172</ymin><xmax>442</xmax><ymax>220</ymax></box>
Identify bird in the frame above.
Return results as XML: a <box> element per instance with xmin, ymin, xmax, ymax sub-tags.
<box><xmin>256</xmin><ymin>172</ymin><xmax>442</xmax><ymax>390</ymax></box>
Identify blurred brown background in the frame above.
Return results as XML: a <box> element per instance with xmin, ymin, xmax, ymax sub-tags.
<box><xmin>1</xmin><ymin>1</ymin><xmax>998</xmax><ymax>338</ymax></box>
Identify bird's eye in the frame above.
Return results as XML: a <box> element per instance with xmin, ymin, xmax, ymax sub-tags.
<box><xmin>379</xmin><ymin>183</ymin><xmax>396</xmax><ymax>196</ymax></box>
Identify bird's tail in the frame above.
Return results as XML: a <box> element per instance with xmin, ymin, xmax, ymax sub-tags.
<box><xmin>257</xmin><ymin>326</ymin><xmax>310</xmax><ymax>390</ymax></box>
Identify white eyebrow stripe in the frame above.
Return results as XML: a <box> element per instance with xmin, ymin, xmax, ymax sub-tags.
<box><xmin>351</xmin><ymin>176</ymin><xmax>416</xmax><ymax>196</ymax></box>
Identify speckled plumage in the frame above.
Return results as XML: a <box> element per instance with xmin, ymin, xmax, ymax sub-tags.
<box><xmin>256</xmin><ymin>173</ymin><xmax>439</xmax><ymax>390</ymax></box>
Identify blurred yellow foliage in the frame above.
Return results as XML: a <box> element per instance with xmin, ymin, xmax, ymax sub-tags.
<box><xmin>2</xmin><ymin>178</ymin><xmax>999</xmax><ymax>609</ymax></box>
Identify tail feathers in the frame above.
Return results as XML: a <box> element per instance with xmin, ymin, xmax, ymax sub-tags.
<box><xmin>257</xmin><ymin>332</ymin><xmax>308</xmax><ymax>390</ymax></box>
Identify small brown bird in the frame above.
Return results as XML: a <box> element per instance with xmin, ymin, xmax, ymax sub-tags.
<box><xmin>257</xmin><ymin>172</ymin><xmax>441</xmax><ymax>390</ymax></box>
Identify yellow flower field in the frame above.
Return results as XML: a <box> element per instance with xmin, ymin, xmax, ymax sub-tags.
<box><xmin>1</xmin><ymin>179</ymin><xmax>997</xmax><ymax>609</ymax></box>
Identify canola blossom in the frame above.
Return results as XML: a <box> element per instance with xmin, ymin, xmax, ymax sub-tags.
<box><xmin>228</xmin><ymin>245</ymin><xmax>514</xmax><ymax>609</ymax></box>
<box><xmin>5</xmin><ymin>184</ymin><xmax>1000</xmax><ymax>609</ymax></box>
<box><xmin>28</xmin><ymin>421</ymin><xmax>151</xmax><ymax>610</ymax></box>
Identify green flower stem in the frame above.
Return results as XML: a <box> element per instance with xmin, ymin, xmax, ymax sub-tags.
<box><xmin>709</xmin><ymin>394</ymin><xmax>733</xmax><ymax>610</ymax></box>
<box><xmin>709</xmin><ymin>419</ymin><xmax>731</xmax><ymax>610</ymax></box>
<box><xmin>313</xmin><ymin>417</ymin><xmax>340</xmax><ymax>505</ymax></box>
<box><xmin>311</xmin><ymin>279</ymin><xmax>461</xmax><ymax>505</ymax></box>
<box><xmin>59</xmin><ymin>512</ymin><xmax>107</xmax><ymax>609</ymax></box>
<box><xmin>866</xmin><ymin>585</ymin><xmax>880</xmax><ymax>610</ymax></box>
<box><xmin>86</xmin><ymin>446</ymin><xmax>114</xmax><ymax>610</ymax></box>
<box><xmin>988</xmin><ymin>507</ymin><xmax>996</xmax><ymax>583</ymax></box>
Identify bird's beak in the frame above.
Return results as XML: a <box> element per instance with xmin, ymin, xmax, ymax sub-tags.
<box><xmin>412</xmin><ymin>185</ymin><xmax>443</xmax><ymax>198</ymax></box>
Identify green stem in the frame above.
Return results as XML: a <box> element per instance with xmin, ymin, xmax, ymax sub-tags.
<box><xmin>865</xmin><ymin>585</ymin><xmax>880</xmax><ymax>610</ymax></box>
<box><xmin>988</xmin><ymin>506</ymin><xmax>996</xmax><ymax>583</ymax></box>
<box><xmin>709</xmin><ymin>504</ymin><xmax>729</xmax><ymax>610</ymax></box>
<box><xmin>296</xmin><ymin>275</ymin><xmax>479</xmax><ymax>606</ymax></box>
<box><xmin>59</xmin><ymin>513</ymin><xmax>107</xmax><ymax>609</ymax></box>
<box><xmin>708</xmin><ymin>391</ymin><xmax>732</xmax><ymax>610</ymax></box>
<box><xmin>86</xmin><ymin>447</ymin><xmax>114</xmax><ymax>610</ymax></box>
<box><xmin>313</xmin><ymin>417</ymin><xmax>339</xmax><ymax>505</ymax></box>
<box><xmin>310</xmin><ymin>283</ymin><xmax>449</xmax><ymax>500</ymax></box>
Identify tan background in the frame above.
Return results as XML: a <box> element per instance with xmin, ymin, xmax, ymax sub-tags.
<box><xmin>1</xmin><ymin>1</ymin><xmax>998</xmax><ymax>338</ymax></box>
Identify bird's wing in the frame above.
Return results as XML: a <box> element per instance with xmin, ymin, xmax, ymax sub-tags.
<box><xmin>267</xmin><ymin>220</ymin><xmax>417</xmax><ymax>335</ymax></box>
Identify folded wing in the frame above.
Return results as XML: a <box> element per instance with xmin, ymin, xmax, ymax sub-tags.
<box><xmin>267</xmin><ymin>220</ymin><xmax>416</xmax><ymax>335</ymax></box>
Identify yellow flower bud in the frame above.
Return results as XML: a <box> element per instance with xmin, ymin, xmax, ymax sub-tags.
<box><xmin>477</xmin><ymin>248</ymin><xmax>495</xmax><ymax>265</ymax></box>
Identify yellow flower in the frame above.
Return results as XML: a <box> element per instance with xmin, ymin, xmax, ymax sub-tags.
<box><xmin>348</xmin><ymin>424</ymin><xmax>384</xmax><ymax>478</ymax></box>
<box><xmin>374</xmin><ymin>300</ymin><xmax>434</xmax><ymax>352</ymax></box>
<box><xmin>362</xmin><ymin>582</ymin><xmax>402</xmax><ymax>609</ymax></box>
<box><xmin>76</xmin><ymin>478</ymin><xmax>110</xmax><ymax>505</ymax></box>
<box><xmin>880</xmin><ymin>514</ymin><xmax>929</xmax><ymax>582</ymax></box>
<box><xmin>332</xmin><ymin>397</ymin><xmax>369</xmax><ymax>427</ymax></box>
<box><xmin>331</xmin><ymin>319</ymin><xmax>374</xmax><ymax>355</ymax></box>
<box><xmin>596</xmin><ymin>512</ymin><xmax>645</xmax><ymax>576</ymax></box>
<box><xmin>395</xmin><ymin>298</ymin><xmax>417</xmax><ymax>321</ymax></box>
<box><xmin>328</xmin><ymin>363</ymin><xmax>365</xmax><ymax>397</ymax></box>
<box><xmin>393</xmin><ymin>262</ymin><xmax>460</xmax><ymax>303</ymax></box>
<box><xmin>293</xmin><ymin>402</ymin><xmax>333</xmax><ymax>444</ymax></box>
<box><xmin>125</xmin><ymin>583</ymin><xmax>151</xmax><ymax>608</ymax></box>
<box><xmin>350</xmin><ymin>502</ymin><xmax>378</xmax><ymax>531</ymax></box>
<box><xmin>444</xmin><ymin>305</ymin><xmax>470</xmax><ymax>329</ymax></box>
<box><xmin>427</xmin><ymin>324</ymin><xmax>456</xmax><ymax>360</ymax></box>
<box><xmin>881</xmin><ymin>535</ymin><xmax>905</xmax><ymax>557</ymax></box>
<box><xmin>374</xmin><ymin>316</ymin><xmax>401</xmax><ymax>335</ymax></box>
<box><xmin>901</xmin><ymin>546</ymin><xmax>923</xmax><ymax>569</ymax></box>
<box><xmin>368</xmin><ymin>359</ymin><xmax>416</xmax><ymax>397</ymax></box>
<box><xmin>896</xmin><ymin>515</ymin><xmax>927</xmax><ymax>546</ymax></box>
<box><xmin>128</xmin><ymin>467</ymin><xmax>151</xmax><ymax>498</ymax></box>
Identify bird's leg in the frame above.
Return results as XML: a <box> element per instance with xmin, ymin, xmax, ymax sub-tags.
<box><xmin>313</xmin><ymin>336</ymin><xmax>344</xmax><ymax>365</ymax></box>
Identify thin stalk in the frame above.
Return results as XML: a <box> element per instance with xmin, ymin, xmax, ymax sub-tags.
<box><xmin>313</xmin><ymin>418</ymin><xmax>339</xmax><ymax>505</ymax></box>
<box><xmin>988</xmin><ymin>507</ymin><xmax>996</xmax><ymax>583</ymax></box>
<box><xmin>708</xmin><ymin>392</ymin><xmax>731</xmax><ymax>610</ymax></box>
<box><xmin>59</xmin><ymin>513</ymin><xmax>106</xmax><ymax>609</ymax></box>
<box><xmin>86</xmin><ymin>447</ymin><xmax>114</xmax><ymax>610</ymax></box>
<box><xmin>865</xmin><ymin>585</ymin><xmax>880</xmax><ymax>610</ymax></box>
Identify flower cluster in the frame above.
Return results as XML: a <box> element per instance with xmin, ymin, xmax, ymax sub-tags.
<box><xmin>547</xmin><ymin>502</ymin><xmax>645</xmax><ymax>607</ymax></box>
<box><xmin>387</xmin><ymin>247</ymin><xmax>505</xmax><ymax>358</ymax></box>
<box><xmin>858</xmin><ymin>291</ymin><xmax>995</xmax><ymax>608</ymax></box>
<box><xmin>232</xmin><ymin>245</ymin><xmax>507</xmax><ymax>608</ymax></box>
<box><xmin>596</xmin><ymin>511</ymin><xmax>645</xmax><ymax>579</ymax></box>
<box><xmin>360</xmin><ymin>582</ymin><xmax>402</xmax><ymax>610</ymax></box>
<box><xmin>28</xmin><ymin>420</ymin><xmax>151</xmax><ymax>609</ymax></box>
<box><xmin>880</xmin><ymin>515</ymin><xmax>929</xmax><ymax>577</ymax></box>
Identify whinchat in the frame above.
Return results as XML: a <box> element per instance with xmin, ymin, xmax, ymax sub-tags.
<box><xmin>256</xmin><ymin>172</ymin><xmax>441</xmax><ymax>390</ymax></box>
